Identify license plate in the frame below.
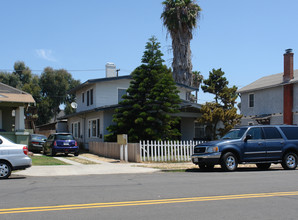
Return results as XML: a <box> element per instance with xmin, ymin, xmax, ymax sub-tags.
<box><xmin>63</xmin><ymin>143</ymin><xmax>69</xmax><ymax>146</ymax></box>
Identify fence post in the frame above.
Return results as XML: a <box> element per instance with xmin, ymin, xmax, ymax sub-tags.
<box><xmin>139</xmin><ymin>141</ymin><xmax>143</xmax><ymax>162</ymax></box>
<box><xmin>167</xmin><ymin>140</ymin><xmax>170</xmax><ymax>161</ymax></box>
<box><xmin>153</xmin><ymin>140</ymin><xmax>157</xmax><ymax>162</ymax></box>
<box><xmin>157</xmin><ymin>141</ymin><xmax>160</xmax><ymax>162</ymax></box>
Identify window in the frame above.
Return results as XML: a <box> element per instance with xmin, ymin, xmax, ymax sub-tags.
<box><xmin>263</xmin><ymin>127</ymin><xmax>282</xmax><ymax>139</ymax></box>
<box><xmin>90</xmin><ymin>89</ymin><xmax>93</xmax><ymax>105</ymax></box>
<box><xmin>280</xmin><ymin>127</ymin><xmax>298</xmax><ymax>140</ymax></box>
<box><xmin>194</xmin><ymin>123</ymin><xmax>205</xmax><ymax>140</ymax></box>
<box><xmin>82</xmin><ymin>93</ymin><xmax>84</xmax><ymax>103</ymax></box>
<box><xmin>186</xmin><ymin>92</ymin><xmax>191</xmax><ymax>101</ymax></box>
<box><xmin>249</xmin><ymin>94</ymin><xmax>254</xmax><ymax>108</ymax></box>
<box><xmin>87</xmin><ymin>91</ymin><xmax>90</xmax><ymax>106</ymax></box>
<box><xmin>118</xmin><ymin>88</ymin><xmax>127</xmax><ymax>103</ymax></box>
<box><xmin>86</xmin><ymin>89</ymin><xmax>94</xmax><ymax>106</ymax></box>
<box><xmin>72</xmin><ymin>122</ymin><xmax>81</xmax><ymax>138</ymax></box>
<box><xmin>88</xmin><ymin>119</ymin><xmax>100</xmax><ymax>138</ymax></box>
<box><xmin>246</xmin><ymin>127</ymin><xmax>263</xmax><ymax>139</ymax></box>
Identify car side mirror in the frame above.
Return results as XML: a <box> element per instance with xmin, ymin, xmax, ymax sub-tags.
<box><xmin>244</xmin><ymin>134</ymin><xmax>252</xmax><ymax>142</ymax></box>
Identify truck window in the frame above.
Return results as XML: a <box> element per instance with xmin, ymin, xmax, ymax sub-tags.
<box><xmin>263</xmin><ymin>127</ymin><xmax>282</xmax><ymax>139</ymax></box>
<box><xmin>280</xmin><ymin>127</ymin><xmax>298</xmax><ymax>140</ymax></box>
<box><xmin>246</xmin><ymin>127</ymin><xmax>263</xmax><ymax>139</ymax></box>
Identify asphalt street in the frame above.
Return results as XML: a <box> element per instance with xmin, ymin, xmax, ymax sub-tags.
<box><xmin>1</xmin><ymin>168</ymin><xmax>298</xmax><ymax>220</ymax></box>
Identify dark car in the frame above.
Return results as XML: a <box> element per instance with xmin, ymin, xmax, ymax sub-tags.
<box><xmin>29</xmin><ymin>134</ymin><xmax>47</xmax><ymax>153</ymax></box>
<box><xmin>43</xmin><ymin>133</ymin><xmax>79</xmax><ymax>156</ymax></box>
<box><xmin>192</xmin><ymin>125</ymin><xmax>298</xmax><ymax>171</ymax></box>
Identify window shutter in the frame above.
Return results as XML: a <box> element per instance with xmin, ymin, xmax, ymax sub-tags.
<box><xmin>91</xmin><ymin>89</ymin><xmax>93</xmax><ymax>105</ymax></box>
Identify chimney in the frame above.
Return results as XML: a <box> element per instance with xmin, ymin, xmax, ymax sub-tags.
<box><xmin>283</xmin><ymin>48</ymin><xmax>294</xmax><ymax>82</ymax></box>
<box><xmin>105</xmin><ymin>62</ymin><xmax>117</xmax><ymax>78</ymax></box>
<box><xmin>283</xmin><ymin>49</ymin><xmax>294</xmax><ymax>125</ymax></box>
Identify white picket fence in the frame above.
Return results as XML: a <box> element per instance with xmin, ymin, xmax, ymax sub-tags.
<box><xmin>139</xmin><ymin>140</ymin><xmax>205</xmax><ymax>162</ymax></box>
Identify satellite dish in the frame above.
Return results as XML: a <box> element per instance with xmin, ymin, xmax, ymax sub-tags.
<box><xmin>71</xmin><ymin>102</ymin><xmax>78</xmax><ymax>109</ymax></box>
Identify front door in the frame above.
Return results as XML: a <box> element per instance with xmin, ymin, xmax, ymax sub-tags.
<box><xmin>263</xmin><ymin>127</ymin><xmax>284</xmax><ymax>160</ymax></box>
<box><xmin>243</xmin><ymin>127</ymin><xmax>266</xmax><ymax>161</ymax></box>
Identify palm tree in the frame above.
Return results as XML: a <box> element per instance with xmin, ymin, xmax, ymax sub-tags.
<box><xmin>161</xmin><ymin>0</ymin><xmax>201</xmax><ymax>87</ymax></box>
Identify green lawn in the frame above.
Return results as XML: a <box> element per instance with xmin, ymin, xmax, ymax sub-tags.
<box><xmin>30</xmin><ymin>155</ymin><xmax>70</xmax><ymax>166</ymax></box>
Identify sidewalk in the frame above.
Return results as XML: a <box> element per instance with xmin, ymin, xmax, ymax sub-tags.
<box><xmin>14</xmin><ymin>154</ymin><xmax>161</xmax><ymax>177</ymax></box>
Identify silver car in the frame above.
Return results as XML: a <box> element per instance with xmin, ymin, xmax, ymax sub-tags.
<box><xmin>0</xmin><ymin>135</ymin><xmax>32</xmax><ymax>179</ymax></box>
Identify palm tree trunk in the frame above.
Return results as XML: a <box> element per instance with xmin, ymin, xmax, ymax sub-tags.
<box><xmin>171</xmin><ymin>31</ymin><xmax>193</xmax><ymax>87</ymax></box>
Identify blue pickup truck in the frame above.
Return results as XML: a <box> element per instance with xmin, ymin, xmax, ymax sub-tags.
<box><xmin>191</xmin><ymin>125</ymin><xmax>298</xmax><ymax>171</ymax></box>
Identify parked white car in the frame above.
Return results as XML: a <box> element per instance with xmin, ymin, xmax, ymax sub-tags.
<box><xmin>0</xmin><ymin>135</ymin><xmax>32</xmax><ymax>179</ymax></box>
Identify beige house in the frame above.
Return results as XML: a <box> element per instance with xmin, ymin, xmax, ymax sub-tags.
<box><xmin>0</xmin><ymin>82</ymin><xmax>35</xmax><ymax>144</ymax></box>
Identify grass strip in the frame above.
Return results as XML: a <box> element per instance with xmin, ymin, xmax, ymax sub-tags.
<box><xmin>30</xmin><ymin>155</ymin><xmax>69</xmax><ymax>166</ymax></box>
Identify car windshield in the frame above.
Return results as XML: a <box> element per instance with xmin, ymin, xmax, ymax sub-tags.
<box><xmin>56</xmin><ymin>134</ymin><xmax>74</xmax><ymax>140</ymax></box>
<box><xmin>32</xmin><ymin>135</ymin><xmax>47</xmax><ymax>140</ymax></box>
<box><xmin>222</xmin><ymin>128</ymin><xmax>247</xmax><ymax>140</ymax></box>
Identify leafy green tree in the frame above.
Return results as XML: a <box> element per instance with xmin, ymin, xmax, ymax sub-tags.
<box><xmin>198</xmin><ymin>68</ymin><xmax>241</xmax><ymax>140</ymax></box>
<box><xmin>105</xmin><ymin>36</ymin><xmax>181</xmax><ymax>142</ymax></box>
<box><xmin>201</xmin><ymin>68</ymin><xmax>228</xmax><ymax>104</ymax></box>
<box><xmin>13</xmin><ymin>61</ymin><xmax>32</xmax><ymax>87</ymax></box>
<box><xmin>39</xmin><ymin>67</ymin><xmax>80</xmax><ymax>123</ymax></box>
<box><xmin>161</xmin><ymin>0</ymin><xmax>201</xmax><ymax>87</ymax></box>
<box><xmin>0</xmin><ymin>71</ymin><xmax>22</xmax><ymax>88</ymax></box>
<box><xmin>22</xmin><ymin>75</ymin><xmax>42</xmax><ymax>103</ymax></box>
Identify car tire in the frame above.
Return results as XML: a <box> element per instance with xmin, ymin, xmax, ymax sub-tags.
<box><xmin>0</xmin><ymin>161</ymin><xmax>12</xmax><ymax>179</ymax></box>
<box><xmin>221</xmin><ymin>152</ymin><xmax>238</xmax><ymax>171</ymax></box>
<box><xmin>256</xmin><ymin>163</ymin><xmax>271</xmax><ymax>170</ymax></box>
<box><xmin>282</xmin><ymin>152</ymin><xmax>297</xmax><ymax>170</ymax></box>
<box><xmin>74</xmin><ymin>152</ymin><xmax>79</xmax><ymax>157</ymax></box>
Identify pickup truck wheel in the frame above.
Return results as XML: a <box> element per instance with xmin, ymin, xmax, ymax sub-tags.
<box><xmin>0</xmin><ymin>161</ymin><xmax>12</xmax><ymax>179</ymax></box>
<box><xmin>282</xmin><ymin>152</ymin><xmax>297</xmax><ymax>170</ymax></box>
<box><xmin>256</xmin><ymin>163</ymin><xmax>271</xmax><ymax>170</ymax></box>
<box><xmin>221</xmin><ymin>152</ymin><xmax>238</xmax><ymax>171</ymax></box>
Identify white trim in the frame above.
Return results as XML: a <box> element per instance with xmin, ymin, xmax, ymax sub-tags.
<box><xmin>88</xmin><ymin>118</ymin><xmax>99</xmax><ymax>138</ymax></box>
<box><xmin>72</xmin><ymin>121</ymin><xmax>80</xmax><ymax>138</ymax></box>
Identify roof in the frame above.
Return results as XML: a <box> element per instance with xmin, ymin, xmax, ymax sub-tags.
<box><xmin>69</xmin><ymin>75</ymin><xmax>199</xmax><ymax>94</ymax></box>
<box><xmin>69</xmin><ymin>75</ymin><xmax>132</xmax><ymax>94</ymax></box>
<box><xmin>237</xmin><ymin>69</ymin><xmax>298</xmax><ymax>93</ymax></box>
<box><xmin>0</xmin><ymin>82</ymin><xmax>35</xmax><ymax>103</ymax></box>
<box><xmin>60</xmin><ymin>101</ymin><xmax>201</xmax><ymax>119</ymax></box>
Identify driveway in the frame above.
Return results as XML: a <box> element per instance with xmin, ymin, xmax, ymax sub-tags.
<box><xmin>14</xmin><ymin>154</ymin><xmax>160</xmax><ymax>177</ymax></box>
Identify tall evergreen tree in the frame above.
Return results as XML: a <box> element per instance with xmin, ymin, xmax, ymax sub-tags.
<box><xmin>106</xmin><ymin>36</ymin><xmax>181</xmax><ymax>142</ymax></box>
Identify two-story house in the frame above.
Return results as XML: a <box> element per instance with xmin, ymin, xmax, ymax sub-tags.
<box><xmin>62</xmin><ymin>63</ymin><xmax>202</xmax><ymax>149</ymax></box>
<box><xmin>238</xmin><ymin>49</ymin><xmax>298</xmax><ymax>125</ymax></box>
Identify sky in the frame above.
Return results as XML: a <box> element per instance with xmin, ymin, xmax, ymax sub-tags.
<box><xmin>1</xmin><ymin>0</ymin><xmax>298</xmax><ymax>104</ymax></box>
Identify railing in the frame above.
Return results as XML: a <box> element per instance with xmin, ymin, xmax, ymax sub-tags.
<box><xmin>139</xmin><ymin>140</ymin><xmax>205</xmax><ymax>162</ymax></box>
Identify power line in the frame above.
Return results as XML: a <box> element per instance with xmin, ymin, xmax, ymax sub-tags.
<box><xmin>0</xmin><ymin>68</ymin><xmax>106</xmax><ymax>72</ymax></box>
